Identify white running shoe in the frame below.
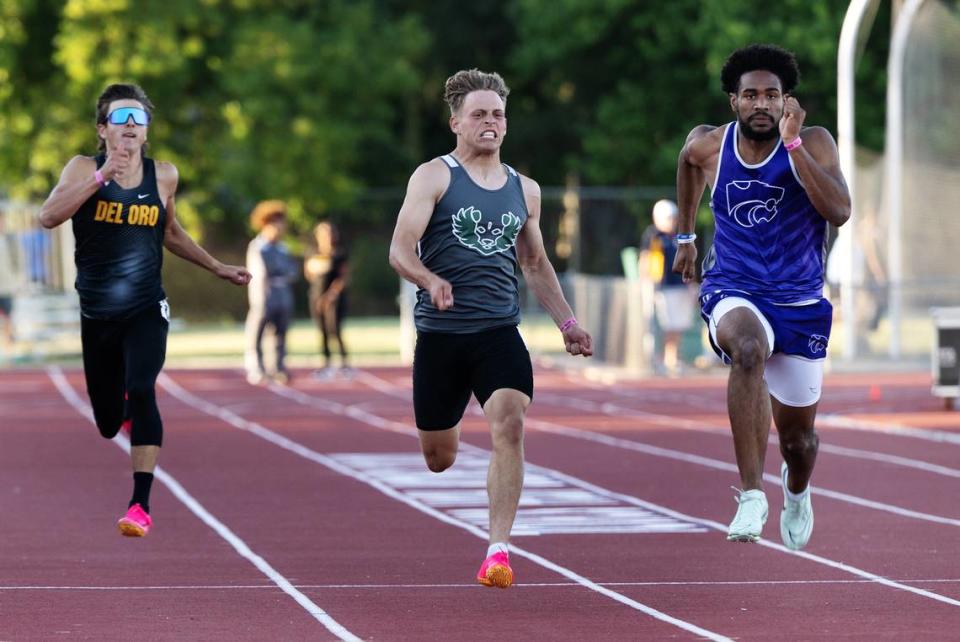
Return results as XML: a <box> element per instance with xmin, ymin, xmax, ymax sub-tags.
<box><xmin>780</xmin><ymin>462</ymin><xmax>814</xmax><ymax>551</ymax></box>
<box><xmin>727</xmin><ymin>488</ymin><xmax>768</xmax><ymax>542</ymax></box>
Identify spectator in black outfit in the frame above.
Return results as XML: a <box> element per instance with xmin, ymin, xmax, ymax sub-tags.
<box><xmin>304</xmin><ymin>220</ymin><xmax>350</xmax><ymax>378</ymax></box>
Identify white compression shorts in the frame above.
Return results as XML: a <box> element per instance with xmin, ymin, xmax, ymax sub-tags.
<box><xmin>707</xmin><ymin>296</ymin><xmax>824</xmax><ymax>407</ymax></box>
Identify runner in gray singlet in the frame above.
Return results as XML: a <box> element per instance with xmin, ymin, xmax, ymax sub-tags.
<box><xmin>389</xmin><ymin>69</ymin><xmax>593</xmax><ymax>589</ymax></box>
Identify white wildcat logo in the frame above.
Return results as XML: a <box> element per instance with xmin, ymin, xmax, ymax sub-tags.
<box><xmin>725</xmin><ymin>180</ymin><xmax>785</xmax><ymax>228</ymax></box>
<box><xmin>808</xmin><ymin>334</ymin><xmax>827</xmax><ymax>354</ymax></box>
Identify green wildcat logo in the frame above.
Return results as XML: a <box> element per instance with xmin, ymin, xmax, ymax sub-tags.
<box><xmin>452</xmin><ymin>206</ymin><xmax>522</xmax><ymax>256</ymax></box>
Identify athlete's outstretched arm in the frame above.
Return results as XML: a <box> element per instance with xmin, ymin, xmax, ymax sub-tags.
<box><xmin>388</xmin><ymin>160</ymin><xmax>454</xmax><ymax>310</ymax></box>
<box><xmin>516</xmin><ymin>176</ymin><xmax>592</xmax><ymax>357</ymax></box>
<box><xmin>673</xmin><ymin>125</ymin><xmax>715</xmax><ymax>283</ymax></box>
<box><xmin>159</xmin><ymin>162</ymin><xmax>250</xmax><ymax>286</ymax></box>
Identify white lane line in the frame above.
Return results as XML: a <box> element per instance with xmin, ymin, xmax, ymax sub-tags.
<box><xmin>157</xmin><ymin>373</ymin><xmax>733</xmax><ymax>642</ymax></box>
<box><xmin>46</xmin><ymin>367</ymin><xmax>361</xmax><ymax>642</ymax></box>
<box><xmin>4</xmin><ymin>578</ymin><xmax>960</xmax><ymax>590</ymax></box>
<box><xmin>535</xmin><ymin>391</ymin><xmax>960</xmax><ymax>479</ymax></box>
<box><xmin>343</xmin><ymin>371</ymin><xmax>960</xmax><ymax>608</ymax></box>
<box><xmin>358</xmin><ymin>372</ymin><xmax>960</xmax><ymax>527</ymax></box>
<box><xmin>818</xmin><ymin>413</ymin><xmax>960</xmax><ymax>446</ymax></box>
<box><xmin>526</xmin><ymin>419</ymin><xmax>960</xmax><ymax>529</ymax></box>
<box><xmin>584</xmin><ymin>377</ymin><xmax>960</xmax><ymax>447</ymax></box>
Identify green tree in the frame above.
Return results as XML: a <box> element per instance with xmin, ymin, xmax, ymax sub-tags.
<box><xmin>508</xmin><ymin>0</ymin><xmax>888</xmax><ymax>185</ymax></box>
<box><xmin>1</xmin><ymin>0</ymin><xmax>429</xmax><ymax>237</ymax></box>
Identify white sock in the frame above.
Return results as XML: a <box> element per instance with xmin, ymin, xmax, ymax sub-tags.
<box><xmin>487</xmin><ymin>542</ymin><xmax>508</xmax><ymax>557</ymax></box>
<box><xmin>784</xmin><ymin>484</ymin><xmax>810</xmax><ymax>502</ymax></box>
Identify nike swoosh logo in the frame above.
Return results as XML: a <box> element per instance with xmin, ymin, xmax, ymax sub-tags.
<box><xmin>137</xmin><ymin>193</ymin><xmax>150</xmax><ymax>199</ymax></box>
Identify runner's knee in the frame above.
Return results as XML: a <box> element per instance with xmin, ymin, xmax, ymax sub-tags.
<box><xmin>780</xmin><ymin>429</ymin><xmax>819</xmax><ymax>457</ymax></box>
<box><xmin>729</xmin><ymin>336</ymin><xmax>767</xmax><ymax>373</ymax></box>
<box><xmin>126</xmin><ymin>384</ymin><xmax>163</xmax><ymax>447</ymax></box>
<box><xmin>94</xmin><ymin>414</ymin><xmax>123</xmax><ymax>440</ymax></box>
<box><xmin>424</xmin><ymin>447</ymin><xmax>456</xmax><ymax>473</ymax></box>
<box><xmin>491</xmin><ymin>415</ymin><xmax>524</xmax><ymax>450</ymax></box>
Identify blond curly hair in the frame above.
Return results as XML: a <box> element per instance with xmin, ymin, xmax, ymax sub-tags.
<box><xmin>249</xmin><ymin>200</ymin><xmax>287</xmax><ymax>232</ymax></box>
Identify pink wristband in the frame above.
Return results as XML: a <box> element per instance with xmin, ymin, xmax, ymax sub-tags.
<box><xmin>559</xmin><ymin>317</ymin><xmax>577</xmax><ymax>332</ymax></box>
<box><xmin>94</xmin><ymin>169</ymin><xmax>106</xmax><ymax>186</ymax></box>
<box><xmin>784</xmin><ymin>137</ymin><xmax>803</xmax><ymax>151</ymax></box>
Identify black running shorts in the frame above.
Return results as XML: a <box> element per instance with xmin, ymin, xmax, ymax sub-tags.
<box><xmin>412</xmin><ymin>324</ymin><xmax>533</xmax><ymax>431</ymax></box>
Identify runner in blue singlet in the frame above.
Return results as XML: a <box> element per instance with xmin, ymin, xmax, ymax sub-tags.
<box><xmin>673</xmin><ymin>45</ymin><xmax>851</xmax><ymax>550</ymax></box>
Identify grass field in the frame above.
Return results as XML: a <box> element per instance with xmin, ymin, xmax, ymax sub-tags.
<box><xmin>0</xmin><ymin>314</ymin><xmax>573</xmax><ymax>369</ymax></box>
<box><xmin>0</xmin><ymin>309</ymin><xmax>934</xmax><ymax>375</ymax></box>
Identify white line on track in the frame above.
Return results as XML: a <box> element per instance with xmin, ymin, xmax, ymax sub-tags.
<box><xmin>818</xmin><ymin>413</ymin><xmax>960</xmax><ymax>446</ymax></box>
<box><xmin>4</xmin><ymin>578</ymin><xmax>960</xmax><ymax>590</ymax></box>
<box><xmin>342</xmin><ymin>371</ymin><xmax>960</xmax><ymax>608</ymax></box>
<box><xmin>534</xmin><ymin>391</ymin><xmax>960</xmax><ymax>479</ymax></box>
<box><xmin>46</xmin><ymin>367</ymin><xmax>361</xmax><ymax>642</ymax></box>
<box><xmin>359</xmin><ymin>372</ymin><xmax>960</xmax><ymax>527</ymax></box>
<box><xmin>157</xmin><ymin>373</ymin><xmax>734</xmax><ymax>642</ymax></box>
<box><xmin>576</xmin><ymin>376</ymin><xmax>960</xmax><ymax>447</ymax></box>
<box><xmin>528</xmin><ymin>419</ymin><xmax>960</xmax><ymax>528</ymax></box>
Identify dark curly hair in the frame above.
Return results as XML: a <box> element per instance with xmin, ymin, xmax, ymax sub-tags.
<box><xmin>720</xmin><ymin>44</ymin><xmax>800</xmax><ymax>94</ymax></box>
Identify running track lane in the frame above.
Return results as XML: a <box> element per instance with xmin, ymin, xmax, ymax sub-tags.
<box><xmin>151</xmin><ymin>370</ymin><xmax>733</xmax><ymax>641</ymax></box>
<box><xmin>332</xmin><ymin>368</ymin><xmax>956</xmax><ymax>632</ymax></box>
<box><xmin>163</xmin><ymin>368</ymin><xmax>959</xmax><ymax>640</ymax></box>
<box><xmin>0</xmin><ymin>370</ymin><xmax>358</xmax><ymax>641</ymax></box>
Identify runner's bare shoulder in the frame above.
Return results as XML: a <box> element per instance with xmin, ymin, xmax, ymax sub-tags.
<box><xmin>407</xmin><ymin>157</ymin><xmax>453</xmax><ymax>202</ymax></box>
<box><xmin>681</xmin><ymin>125</ymin><xmax>723</xmax><ymax>167</ymax></box>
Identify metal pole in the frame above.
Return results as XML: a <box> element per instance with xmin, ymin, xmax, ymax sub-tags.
<box><xmin>885</xmin><ymin>0</ymin><xmax>926</xmax><ymax>359</ymax></box>
<box><xmin>837</xmin><ymin>0</ymin><xmax>880</xmax><ymax>360</ymax></box>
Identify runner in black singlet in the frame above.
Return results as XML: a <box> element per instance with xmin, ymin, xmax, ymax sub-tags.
<box><xmin>39</xmin><ymin>83</ymin><xmax>251</xmax><ymax>537</ymax></box>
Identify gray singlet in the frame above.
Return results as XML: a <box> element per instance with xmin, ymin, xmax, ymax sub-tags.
<box><xmin>414</xmin><ymin>154</ymin><xmax>529</xmax><ymax>333</ymax></box>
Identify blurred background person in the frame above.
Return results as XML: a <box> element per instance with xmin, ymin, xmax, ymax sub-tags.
<box><xmin>19</xmin><ymin>216</ymin><xmax>51</xmax><ymax>289</ymax></box>
<box><xmin>639</xmin><ymin>199</ymin><xmax>698</xmax><ymax>375</ymax></box>
<box><xmin>0</xmin><ymin>210</ymin><xmax>17</xmax><ymax>355</ymax></box>
<box><xmin>245</xmin><ymin>200</ymin><xmax>297</xmax><ymax>385</ymax></box>
<box><xmin>304</xmin><ymin>220</ymin><xmax>351</xmax><ymax>379</ymax></box>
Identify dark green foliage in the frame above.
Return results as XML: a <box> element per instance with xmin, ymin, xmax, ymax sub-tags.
<box><xmin>1</xmin><ymin>0</ymin><xmax>891</xmax><ymax>309</ymax></box>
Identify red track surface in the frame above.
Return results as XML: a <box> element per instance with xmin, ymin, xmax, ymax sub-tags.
<box><xmin>2</xmin><ymin>366</ymin><xmax>959</xmax><ymax>640</ymax></box>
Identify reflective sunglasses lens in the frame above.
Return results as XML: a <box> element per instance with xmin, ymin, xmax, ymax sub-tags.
<box><xmin>108</xmin><ymin>108</ymin><xmax>149</xmax><ymax>125</ymax></box>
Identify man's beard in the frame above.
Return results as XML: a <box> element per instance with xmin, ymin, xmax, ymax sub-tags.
<box><xmin>738</xmin><ymin>115</ymin><xmax>779</xmax><ymax>142</ymax></box>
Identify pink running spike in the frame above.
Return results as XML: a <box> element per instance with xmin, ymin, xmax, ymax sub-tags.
<box><xmin>476</xmin><ymin>551</ymin><xmax>513</xmax><ymax>588</ymax></box>
<box><xmin>117</xmin><ymin>503</ymin><xmax>152</xmax><ymax>537</ymax></box>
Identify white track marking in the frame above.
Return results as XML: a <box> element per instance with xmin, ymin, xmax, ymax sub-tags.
<box><xmin>46</xmin><ymin>367</ymin><xmax>361</xmax><ymax>642</ymax></box>
<box><xmin>526</xmin><ymin>418</ymin><xmax>960</xmax><ymax>528</ymax></box>
<box><xmin>341</xmin><ymin>370</ymin><xmax>960</xmax><ymax>607</ymax></box>
<box><xmin>358</xmin><ymin>372</ymin><xmax>960</xmax><ymax>526</ymax></box>
<box><xmin>4</xmin><ymin>578</ymin><xmax>960</xmax><ymax>590</ymax></box>
<box><xmin>157</xmin><ymin>374</ymin><xmax>733</xmax><ymax>642</ymax></box>
<box><xmin>818</xmin><ymin>413</ymin><xmax>960</xmax><ymax>446</ymax></box>
<box><xmin>535</xmin><ymin>391</ymin><xmax>960</xmax><ymax>478</ymax></box>
<box><xmin>580</xmin><ymin>377</ymin><xmax>960</xmax><ymax>447</ymax></box>
<box><xmin>334</xmin><ymin>452</ymin><xmax>706</xmax><ymax>535</ymax></box>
